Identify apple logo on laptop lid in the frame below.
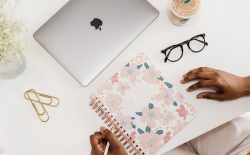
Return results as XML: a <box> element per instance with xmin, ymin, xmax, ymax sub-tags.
<box><xmin>90</xmin><ymin>18</ymin><xmax>103</xmax><ymax>31</ymax></box>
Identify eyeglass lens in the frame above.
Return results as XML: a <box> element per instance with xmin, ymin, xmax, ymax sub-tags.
<box><xmin>188</xmin><ymin>34</ymin><xmax>206</xmax><ymax>53</ymax></box>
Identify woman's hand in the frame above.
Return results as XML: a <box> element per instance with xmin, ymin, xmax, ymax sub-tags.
<box><xmin>181</xmin><ymin>67</ymin><xmax>250</xmax><ymax>101</ymax></box>
<box><xmin>90</xmin><ymin>127</ymin><xmax>127</xmax><ymax>155</ymax></box>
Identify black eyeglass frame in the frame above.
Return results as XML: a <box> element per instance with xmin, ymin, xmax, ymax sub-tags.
<box><xmin>161</xmin><ymin>33</ymin><xmax>208</xmax><ymax>63</ymax></box>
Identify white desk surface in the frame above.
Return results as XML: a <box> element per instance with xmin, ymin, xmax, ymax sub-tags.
<box><xmin>1</xmin><ymin>0</ymin><xmax>250</xmax><ymax>155</ymax></box>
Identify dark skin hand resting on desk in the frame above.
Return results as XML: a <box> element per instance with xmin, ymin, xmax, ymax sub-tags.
<box><xmin>181</xmin><ymin>67</ymin><xmax>250</xmax><ymax>101</ymax></box>
<box><xmin>90</xmin><ymin>67</ymin><xmax>250</xmax><ymax>155</ymax></box>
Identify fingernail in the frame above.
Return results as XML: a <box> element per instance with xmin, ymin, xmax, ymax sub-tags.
<box><xmin>183</xmin><ymin>74</ymin><xmax>187</xmax><ymax>78</ymax></box>
<box><xmin>180</xmin><ymin>79</ymin><xmax>185</xmax><ymax>83</ymax></box>
<box><xmin>100</xmin><ymin>126</ymin><xmax>107</xmax><ymax>133</ymax></box>
<box><xmin>187</xmin><ymin>88</ymin><xmax>192</xmax><ymax>92</ymax></box>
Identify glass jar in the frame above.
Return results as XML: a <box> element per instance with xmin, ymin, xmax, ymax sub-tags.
<box><xmin>0</xmin><ymin>52</ymin><xmax>26</xmax><ymax>79</ymax></box>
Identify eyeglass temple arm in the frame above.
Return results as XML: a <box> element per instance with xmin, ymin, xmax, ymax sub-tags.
<box><xmin>193</xmin><ymin>38</ymin><xmax>208</xmax><ymax>45</ymax></box>
<box><xmin>161</xmin><ymin>46</ymin><xmax>175</xmax><ymax>53</ymax></box>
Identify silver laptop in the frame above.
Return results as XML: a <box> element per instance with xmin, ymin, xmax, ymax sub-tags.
<box><xmin>34</xmin><ymin>0</ymin><xmax>159</xmax><ymax>86</ymax></box>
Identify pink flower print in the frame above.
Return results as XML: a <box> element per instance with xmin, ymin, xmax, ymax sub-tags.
<box><xmin>139</xmin><ymin>133</ymin><xmax>163</xmax><ymax>155</ymax></box>
<box><xmin>134</xmin><ymin>53</ymin><xmax>147</xmax><ymax>64</ymax></box>
<box><xmin>172</xmin><ymin>120</ymin><xmax>186</xmax><ymax>135</ymax></box>
<box><xmin>163</xmin><ymin>132</ymin><xmax>172</xmax><ymax>143</ymax></box>
<box><xmin>189</xmin><ymin>105</ymin><xmax>197</xmax><ymax>115</ymax></box>
<box><xmin>130</xmin><ymin>131</ymin><xmax>137</xmax><ymax>140</ymax></box>
<box><xmin>175</xmin><ymin>92</ymin><xmax>185</xmax><ymax>103</ymax></box>
<box><xmin>163</xmin><ymin>110</ymin><xmax>176</xmax><ymax>126</ymax></box>
<box><xmin>116</xmin><ymin>82</ymin><xmax>130</xmax><ymax>96</ymax></box>
<box><xmin>111</xmin><ymin>73</ymin><xmax>119</xmax><ymax>85</ymax></box>
<box><xmin>120</xmin><ymin>63</ymin><xmax>140</xmax><ymax>83</ymax></box>
<box><xmin>153</xmin><ymin>87</ymin><xmax>174</xmax><ymax>106</ymax></box>
<box><xmin>176</xmin><ymin>105</ymin><xmax>188</xmax><ymax>120</ymax></box>
<box><xmin>141</xmin><ymin>107</ymin><xmax>162</xmax><ymax>127</ymax></box>
<box><xmin>117</xmin><ymin>114</ymin><xmax>133</xmax><ymax>130</ymax></box>
<box><xmin>142</xmin><ymin>66</ymin><xmax>161</xmax><ymax>84</ymax></box>
<box><xmin>97</xmin><ymin>83</ymin><xmax>113</xmax><ymax>94</ymax></box>
<box><xmin>185</xmin><ymin>101</ymin><xmax>197</xmax><ymax>115</ymax></box>
<box><xmin>105</xmin><ymin>93</ymin><xmax>122</xmax><ymax>113</ymax></box>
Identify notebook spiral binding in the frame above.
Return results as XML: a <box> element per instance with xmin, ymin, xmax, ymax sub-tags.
<box><xmin>90</xmin><ymin>97</ymin><xmax>144</xmax><ymax>155</ymax></box>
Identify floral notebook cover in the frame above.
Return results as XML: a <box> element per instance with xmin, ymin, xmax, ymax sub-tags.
<box><xmin>90</xmin><ymin>53</ymin><xmax>197</xmax><ymax>155</ymax></box>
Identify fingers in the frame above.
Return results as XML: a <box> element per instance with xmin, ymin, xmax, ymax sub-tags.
<box><xmin>100</xmin><ymin>127</ymin><xmax>128</xmax><ymax>155</ymax></box>
<box><xmin>189</xmin><ymin>67</ymin><xmax>215</xmax><ymax>74</ymax></box>
<box><xmin>90</xmin><ymin>132</ymin><xmax>107</xmax><ymax>154</ymax></box>
<box><xmin>90</xmin><ymin>135</ymin><xmax>100</xmax><ymax>153</ymax></box>
<box><xmin>181</xmin><ymin>67</ymin><xmax>218</xmax><ymax>84</ymax></box>
<box><xmin>90</xmin><ymin>132</ymin><xmax>102</xmax><ymax>147</ymax></box>
<box><xmin>100</xmin><ymin>126</ymin><xmax>107</xmax><ymax>133</ymax></box>
<box><xmin>182</xmin><ymin>67</ymin><xmax>229</xmax><ymax>101</ymax></box>
<box><xmin>100</xmin><ymin>127</ymin><xmax>120</xmax><ymax>146</ymax></box>
<box><xmin>197</xmin><ymin>92</ymin><xmax>226</xmax><ymax>101</ymax></box>
<box><xmin>186</xmin><ymin>80</ymin><xmax>219</xmax><ymax>92</ymax></box>
<box><xmin>181</xmin><ymin>71</ymin><xmax>217</xmax><ymax>84</ymax></box>
<box><xmin>183</xmin><ymin>67</ymin><xmax>214</xmax><ymax>77</ymax></box>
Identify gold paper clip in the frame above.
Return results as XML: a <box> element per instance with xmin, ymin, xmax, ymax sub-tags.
<box><xmin>24</xmin><ymin>89</ymin><xmax>59</xmax><ymax>122</ymax></box>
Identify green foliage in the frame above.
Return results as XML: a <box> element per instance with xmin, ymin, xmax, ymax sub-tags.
<box><xmin>135</xmin><ymin>112</ymin><xmax>143</xmax><ymax>116</ymax></box>
<box><xmin>131</xmin><ymin>122</ymin><xmax>136</xmax><ymax>129</ymax></box>
<box><xmin>164</xmin><ymin>82</ymin><xmax>173</xmax><ymax>88</ymax></box>
<box><xmin>145</xmin><ymin>126</ymin><xmax>151</xmax><ymax>133</ymax></box>
<box><xmin>158</xmin><ymin>76</ymin><xmax>164</xmax><ymax>81</ymax></box>
<box><xmin>148</xmin><ymin>103</ymin><xmax>154</xmax><ymax>109</ymax></box>
<box><xmin>184</xmin><ymin>0</ymin><xmax>191</xmax><ymax>4</ymax></box>
<box><xmin>137</xmin><ymin>64</ymin><xmax>143</xmax><ymax>69</ymax></box>
<box><xmin>156</xmin><ymin>130</ymin><xmax>163</xmax><ymax>135</ymax></box>
<box><xmin>138</xmin><ymin>128</ymin><xmax>144</xmax><ymax>134</ymax></box>
<box><xmin>144</xmin><ymin>63</ymin><xmax>149</xmax><ymax>69</ymax></box>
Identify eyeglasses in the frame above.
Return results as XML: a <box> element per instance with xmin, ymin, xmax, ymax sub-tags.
<box><xmin>161</xmin><ymin>33</ymin><xmax>208</xmax><ymax>63</ymax></box>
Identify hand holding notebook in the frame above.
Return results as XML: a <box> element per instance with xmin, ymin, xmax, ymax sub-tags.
<box><xmin>89</xmin><ymin>53</ymin><xmax>197</xmax><ymax>155</ymax></box>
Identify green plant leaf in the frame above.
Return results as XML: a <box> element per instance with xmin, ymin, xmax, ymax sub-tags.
<box><xmin>156</xmin><ymin>130</ymin><xmax>163</xmax><ymax>135</ymax></box>
<box><xmin>164</xmin><ymin>82</ymin><xmax>173</xmax><ymax>88</ymax></box>
<box><xmin>137</xmin><ymin>64</ymin><xmax>143</xmax><ymax>69</ymax></box>
<box><xmin>144</xmin><ymin>63</ymin><xmax>149</xmax><ymax>69</ymax></box>
<box><xmin>173</xmin><ymin>101</ymin><xmax>178</xmax><ymax>106</ymax></box>
<box><xmin>148</xmin><ymin>103</ymin><xmax>154</xmax><ymax>109</ymax></box>
<box><xmin>146</xmin><ymin>126</ymin><xmax>151</xmax><ymax>133</ymax></box>
<box><xmin>158</xmin><ymin>76</ymin><xmax>164</xmax><ymax>81</ymax></box>
<box><xmin>135</xmin><ymin>112</ymin><xmax>143</xmax><ymax>116</ymax></box>
<box><xmin>138</xmin><ymin>128</ymin><xmax>144</xmax><ymax>134</ymax></box>
<box><xmin>184</xmin><ymin>0</ymin><xmax>191</xmax><ymax>4</ymax></box>
<box><xmin>131</xmin><ymin>123</ymin><xmax>136</xmax><ymax>129</ymax></box>
<box><xmin>131</xmin><ymin>117</ymin><xmax>135</xmax><ymax>120</ymax></box>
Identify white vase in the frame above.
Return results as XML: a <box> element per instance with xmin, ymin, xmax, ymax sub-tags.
<box><xmin>0</xmin><ymin>52</ymin><xmax>26</xmax><ymax>79</ymax></box>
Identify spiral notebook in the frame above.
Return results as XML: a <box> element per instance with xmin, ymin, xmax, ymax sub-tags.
<box><xmin>89</xmin><ymin>53</ymin><xmax>197</xmax><ymax>155</ymax></box>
